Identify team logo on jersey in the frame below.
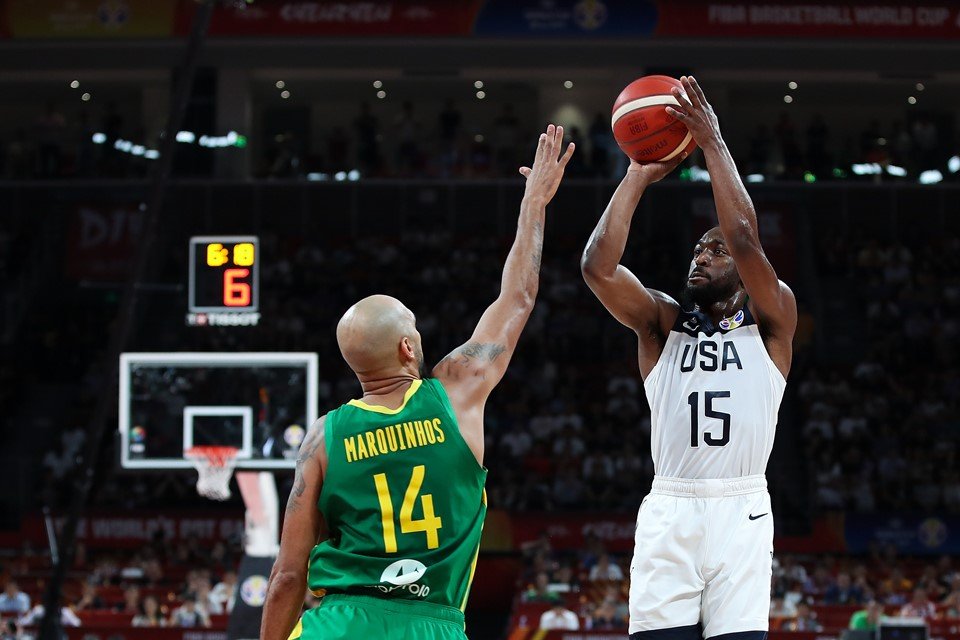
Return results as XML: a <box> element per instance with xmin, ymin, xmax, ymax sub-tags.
<box><xmin>682</xmin><ymin>317</ymin><xmax>700</xmax><ymax>332</ymax></box>
<box><xmin>719</xmin><ymin>309</ymin><xmax>745</xmax><ymax>331</ymax></box>
<box><xmin>376</xmin><ymin>559</ymin><xmax>431</xmax><ymax>598</ymax></box>
<box><xmin>380</xmin><ymin>558</ymin><xmax>427</xmax><ymax>585</ymax></box>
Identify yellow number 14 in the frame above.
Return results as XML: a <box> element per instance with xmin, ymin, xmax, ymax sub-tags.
<box><xmin>373</xmin><ymin>465</ymin><xmax>443</xmax><ymax>553</ymax></box>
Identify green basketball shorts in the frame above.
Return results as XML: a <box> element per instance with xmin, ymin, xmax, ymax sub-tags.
<box><xmin>289</xmin><ymin>594</ymin><xmax>468</xmax><ymax>640</ymax></box>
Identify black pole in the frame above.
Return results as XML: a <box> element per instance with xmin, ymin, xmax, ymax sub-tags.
<box><xmin>38</xmin><ymin>3</ymin><xmax>215</xmax><ymax>638</ymax></box>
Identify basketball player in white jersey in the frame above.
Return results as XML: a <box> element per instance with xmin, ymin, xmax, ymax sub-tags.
<box><xmin>581</xmin><ymin>76</ymin><xmax>797</xmax><ymax>640</ymax></box>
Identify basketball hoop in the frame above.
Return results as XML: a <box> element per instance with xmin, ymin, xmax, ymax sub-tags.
<box><xmin>185</xmin><ymin>446</ymin><xmax>239</xmax><ymax>501</ymax></box>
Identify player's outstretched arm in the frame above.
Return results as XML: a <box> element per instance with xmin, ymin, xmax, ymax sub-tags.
<box><xmin>666</xmin><ymin>76</ymin><xmax>797</xmax><ymax>339</ymax></box>
<box><xmin>261</xmin><ymin>417</ymin><xmax>327</xmax><ymax>640</ymax></box>
<box><xmin>581</xmin><ymin>156</ymin><xmax>684</xmax><ymax>377</ymax></box>
<box><xmin>433</xmin><ymin>124</ymin><xmax>573</xmax><ymax>441</ymax></box>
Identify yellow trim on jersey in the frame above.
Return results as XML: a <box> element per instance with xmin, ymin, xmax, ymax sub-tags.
<box><xmin>531</xmin><ymin>630</ymin><xmax>549</xmax><ymax>640</ymax></box>
<box><xmin>288</xmin><ymin>618</ymin><xmax>303</xmax><ymax>640</ymax></box>
<box><xmin>347</xmin><ymin>379</ymin><xmax>423</xmax><ymax>415</ymax></box>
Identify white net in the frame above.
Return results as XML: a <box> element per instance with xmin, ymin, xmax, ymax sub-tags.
<box><xmin>185</xmin><ymin>447</ymin><xmax>238</xmax><ymax>501</ymax></box>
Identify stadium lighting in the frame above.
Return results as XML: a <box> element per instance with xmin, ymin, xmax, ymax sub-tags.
<box><xmin>803</xmin><ymin>171</ymin><xmax>817</xmax><ymax>183</ymax></box>
<box><xmin>746</xmin><ymin>174</ymin><xmax>764</xmax><ymax>183</ymax></box>
<box><xmin>144</xmin><ymin>150</ymin><xmax>160</xmax><ymax>159</ymax></box>
<box><xmin>783</xmin><ymin>95</ymin><xmax>793</xmax><ymax>104</ymax></box>
<box><xmin>81</xmin><ymin>92</ymin><xmax>91</xmax><ymax>102</ymax></box>
<box><xmin>908</xmin><ymin>96</ymin><xmax>917</xmax><ymax>105</ymax></box>
<box><xmin>372</xmin><ymin>80</ymin><xmax>382</xmax><ymax>89</ymax></box>
<box><xmin>474</xmin><ymin>80</ymin><xmax>483</xmax><ymax>89</ymax></box>
<box><xmin>70</xmin><ymin>80</ymin><xmax>80</xmax><ymax>89</ymax></box>
<box><xmin>334</xmin><ymin>171</ymin><xmax>347</xmax><ymax>181</ymax></box>
<box><xmin>689</xmin><ymin>165</ymin><xmax>711</xmax><ymax>182</ymax></box>
<box><xmin>347</xmin><ymin>169</ymin><xmax>361</xmax><ymax>181</ymax></box>
<box><xmin>306</xmin><ymin>172</ymin><xmax>329</xmax><ymax>181</ymax></box>
<box><xmin>788</xmin><ymin>81</ymin><xmax>798</xmax><ymax>90</ymax></box>
<box><xmin>851</xmin><ymin>163</ymin><xmax>882</xmax><ymax>176</ymax></box>
<box><xmin>91</xmin><ymin>132</ymin><xmax>107</xmax><ymax>144</ymax></box>
<box><xmin>885</xmin><ymin>164</ymin><xmax>907</xmax><ymax>177</ymax></box>
<box><xmin>275</xmin><ymin>80</ymin><xmax>285</xmax><ymax>89</ymax></box>
<box><xmin>474</xmin><ymin>134</ymin><xmax>484</xmax><ymax>143</ymax></box>
<box><xmin>919</xmin><ymin>170</ymin><xmax>943</xmax><ymax>184</ymax></box>
<box><xmin>176</xmin><ymin>131</ymin><xmax>196</xmax><ymax>143</ymax></box>
<box><xmin>948</xmin><ymin>156</ymin><xmax>960</xmax><ymax>173</ymax></box>
<box><xmin>564</xmin><ymin>80</ymin><xmax>574</xmax><ymax>89</ymax></box>
<box><xmin>281</xmin><ymin>90</ymin><xmax>290</xmax><ymax>99</ymax></box>
<box><xmin>376</xmin><ymin>90</ymin><xmax>386</xmax><ymax>99</ymax></box>
<box><xmin>476</xmin><ymin>90</ymin><xmax>486</xmax><ymax>99</ymax></box>
<box><xmin>915</xmin><ymin>82</ymin><xmax>925</xmax><ymax>91</ymax></box>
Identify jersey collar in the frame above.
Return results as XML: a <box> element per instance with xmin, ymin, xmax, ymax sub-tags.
<box><xmin>348</xmin><ymin>379</ymin><xmax>423</xmax><ymax>415</ymax></box>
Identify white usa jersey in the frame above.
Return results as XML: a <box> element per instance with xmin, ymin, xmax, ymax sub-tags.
<box><xmin>643</xmin><ymin>305</ymin><xmax>786</xmax><ymax>479</ymax></box>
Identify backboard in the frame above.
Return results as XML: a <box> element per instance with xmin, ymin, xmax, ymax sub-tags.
<box><xmin>119</xmin><ymin>352</ymin><xmax>318</xmax><ymax>470</ymax></box>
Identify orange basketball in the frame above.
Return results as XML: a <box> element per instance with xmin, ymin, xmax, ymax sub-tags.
<box><xmin>611</xmin><ymin>75</ymin><xmax>698</xmax><ymax>164</ymax></box>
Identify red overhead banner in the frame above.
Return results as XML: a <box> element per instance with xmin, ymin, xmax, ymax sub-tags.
<box><xmin>655</xmin><ymin>1</ymin><xmax>960</xmax><ymax>39</ymax></box>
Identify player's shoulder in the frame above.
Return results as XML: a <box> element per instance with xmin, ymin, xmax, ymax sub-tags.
<box><xmin>646</xmin><ymin>289</ymin><xmax>681</xmax><ymax>332</ymax></box>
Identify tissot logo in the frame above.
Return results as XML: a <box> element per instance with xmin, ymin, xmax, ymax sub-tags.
<box><xmin>380</xmin><ymin>559</ymin><xmax>427</xmax><ymax>586</ymax></box>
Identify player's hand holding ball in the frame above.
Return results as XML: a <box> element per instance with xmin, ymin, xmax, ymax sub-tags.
<box><xmin>665</xmin><ymin>76</ymin><xmax>722</xmax><ymax>151</ymax></box>
<box><xmin>519</xmin><ymin>124</ymin><xmax>575</xmax><ymax>206</ymax></box>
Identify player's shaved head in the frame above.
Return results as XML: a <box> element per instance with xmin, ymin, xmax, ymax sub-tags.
<box><xmin>337</xmin><ymin>295</ymin><xmax>423</xmax><ymax>376</ymax></box>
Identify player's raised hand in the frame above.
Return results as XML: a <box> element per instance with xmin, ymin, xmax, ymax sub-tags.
<box><xmin>665</xmin><ymin>76</ymin><xmax>722</xmax><ymax>149</ymax></box>
<box><xmin>519</xmin><ymin>123</ymin><xmax>576</xmax><ymax>205</ymax></box>
<box><xmin>627</xmin><ymin>152</ymin><xmax>688</xmax><ymax>186</ymax></box>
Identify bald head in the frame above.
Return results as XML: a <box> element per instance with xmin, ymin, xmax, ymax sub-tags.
<box><xmin>337</xmin><ymin>295</ymin><xmax>422</xmax><ymax>376</ymax></box>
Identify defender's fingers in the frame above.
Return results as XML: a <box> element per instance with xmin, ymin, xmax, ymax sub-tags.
<box><xmin>558</xmin><ymin>142</ymin><xmax>575</xmax><ymax>168</ymax></box>
<box><xmin>519</xmin><ymin>166</ymin><xmax>532</xmax><ymax>177</ymax></box>
<box><xmin>554</xmin><ymin>125</ymin><xmax>564</xmax><ymax>149</ymax></box>
<box><xmin>534</xmin><ymin>133</ymin><xmax>547</xmax><ymax>163</ymax></box>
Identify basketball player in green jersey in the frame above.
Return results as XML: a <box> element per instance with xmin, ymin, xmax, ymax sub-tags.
<box><xmin>260</xmin><ymin>124</ymin><xmax>575</xmax><ymax>640</ymax></box>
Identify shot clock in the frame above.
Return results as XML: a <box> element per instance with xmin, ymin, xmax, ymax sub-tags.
<box><xmin>186</xmin><ymin>236</ymin><xmax>261</xmax><ymax>327</ymax></box>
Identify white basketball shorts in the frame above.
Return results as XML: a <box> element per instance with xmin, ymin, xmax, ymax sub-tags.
<box><xmin>628</xmin><ymin>475</ymin><xmax>773</xmax><ymax>639</ymax></box>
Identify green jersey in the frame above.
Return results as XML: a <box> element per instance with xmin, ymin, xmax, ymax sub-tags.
<box><xmin>308</xmin><ymin>378</ymin><xmax>488</xmax><ymax>612</ymax></box>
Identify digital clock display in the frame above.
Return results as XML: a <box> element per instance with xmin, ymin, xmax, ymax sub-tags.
<box><xmin>188</xmin><ymin>236</ymin><xmax>259</xmax><ymax>313</ymax></box>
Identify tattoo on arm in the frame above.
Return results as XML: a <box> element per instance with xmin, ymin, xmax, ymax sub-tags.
<box><xmin>458</xmin><ymin>342</ymin><xmax>507</xmax><ymax>362</ymax></box>
<box><xmin>287</xmin><ymin>424</ymin><xmax>323</xmax><ymax>512</ymax></box>
<box><xmin>530</xmin><ymin>220</ymin><xmax>543</xmax><ymax>269</ymax></box>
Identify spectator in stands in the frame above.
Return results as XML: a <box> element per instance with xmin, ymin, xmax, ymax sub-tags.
<box><xmin>769</xmin><ymin>594</ymin><xmax>796</xmax><ymax>618</ymax></box>
<box><xmin>0</xmin><ymin>581</ymin><xmax>30</xmax><ymax>615</ymax></box>
<box><xmin>73</xmin><ymin>581</ymin><xmax>105</xmax><ymax>610</ymax></box>
<box><xmin>522</xmin><ymin>572</ymin><xmax>561</xmax><ymax>604</ymax></box>
<box><xmin>169</xmin><ymin>597</ymin><xmax>210</xmax><ymax>628</ymax></box>
<box><xmin>539</xmin><ymin>602</ymin><xmax>580</xmax><ymax>631</ymax></box>
<box><xmin>117</xmin><ymin>585</ymin><xmax>140</xmax><ymax>614</ymax></box>
<box><xmin>849</xmin><ymin>599</ymin><xmax>884</xmax><ymax>632</ymax></box>
<box><xmin>132</xmin><ymin>595</ymin><xmax>165</xmax><ymax>627</ymax></box>
<box><xmin>784</xmin><ymin>603</ymin><xmax>823</xmax><ymax>632</ymax></box>
<box><xmin>211</xmin><ymin>571</ymin><xmax>237</xmax><ymax>614</ymax></box>
<box><xmin>825</xmin><ymin>572</ymin><xmax>866</xmax><ymax>605</ymax></box>
<box><xmin>900</xmin><ymin>588</ymin><xmax>936</xmax><ymax>620</ymax></box>
<box><xmin>194</xmin><ymin>577</ymin><xmax>223</xmax><ymax>616</ymax></box>
<box><xmin>588</xmin><ymin>553</ymin><xmax>624</xmax><ymax>582</ymax></box>
<box><xmin>17</xmin><ymin>603</ymin><xmax>81</xmax><ymax>627</ymax></box>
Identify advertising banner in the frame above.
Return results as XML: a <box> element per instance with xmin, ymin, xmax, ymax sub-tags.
<box><xmin>655</xmin><ymin>1</ymin><xmax>960</xmax><ymax>39</ymax></box>
<box><xmin>845</xmin><ymin>514</ymin><xmax>960</xmax><ymax>555</ymax></box>
<box><xmin>473</xmin><ymin>0</ymin><xmax>658</xmax><ymax>37</ymax></box>
<box><xmin>5</xmin><ymin>0</ymin><xmax>178</xmax><ymax>39</ymax></box>
<box><xmin>183</xmin><ymin>0</ymin><xmax>484</xmax><ymax>38</ymax></box>
<box><xmin>21</xmin><ymin>511</ymin><xmax>246</xmax><ymax>549</ymax></box>
<box><xmin>65</xmin><ymin>205</ymin><xmax>144</xmax><ymax>281</ymax></box>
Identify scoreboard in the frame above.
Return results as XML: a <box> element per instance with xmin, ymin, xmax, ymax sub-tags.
<box><xmin>186</xmin><ymin>236</ymin><xmax>260</xmax><ymax>327</ymax></box>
